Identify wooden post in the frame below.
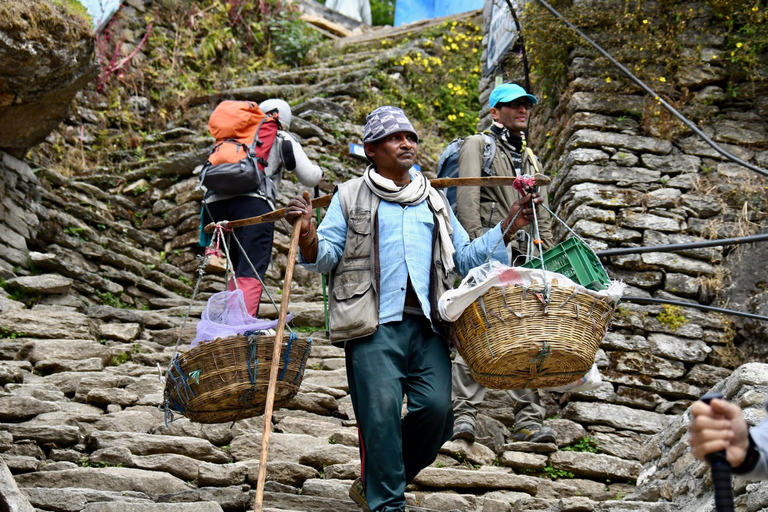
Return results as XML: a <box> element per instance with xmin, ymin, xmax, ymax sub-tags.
<box><xmin>252</xmin><ymin>217</ymin><xmax>302</xmax><ymax>512</ymax></box>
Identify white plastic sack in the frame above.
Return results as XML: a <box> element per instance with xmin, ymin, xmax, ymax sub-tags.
<box><xmin>438</xmin><ymin>260</ymin><xmax>625</xmax><ymax>323</ymax></box>
<box><xmin>543</xmin><ymin>363</ymin><xmax>603</xmax><ymax>393</ymax></box>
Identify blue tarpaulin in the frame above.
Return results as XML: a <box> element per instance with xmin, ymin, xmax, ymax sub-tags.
<box><xmin>76</xmin><ymin>0</ymin><xmax>124</xmax><ymax>32</ymax></box>
<box><xmin>394</xmin><ymin>0</ymin><xmax>483</xmax><ymax>26</ymax></box>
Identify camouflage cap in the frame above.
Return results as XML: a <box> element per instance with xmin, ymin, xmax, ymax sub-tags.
<box><xmin>363</xmin><ymin>106</ymin><xmax>419</xmax><ymax>144</ymax></box>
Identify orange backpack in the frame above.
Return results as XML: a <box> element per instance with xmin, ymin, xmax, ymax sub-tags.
<box><xmin>199</xmin><ymin>101</ymin><xmax>279</xmax><ymax>196</ymax></box>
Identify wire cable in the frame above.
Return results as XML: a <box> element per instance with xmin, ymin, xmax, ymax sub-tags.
<box><xmin>621</xmin><ymin>296</ymin><xmax>768</xmax><ymax>323</ymax></box>
<box><xmin>596</xmin><ymin>232</ymin><xmax>768</xmax><ymax>257</ymax></box>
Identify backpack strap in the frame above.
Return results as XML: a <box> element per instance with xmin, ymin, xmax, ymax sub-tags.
<box><xmin>480</xmin><ymin>133</ymin><xmax>497</xmax><ymax>177</ymax></box>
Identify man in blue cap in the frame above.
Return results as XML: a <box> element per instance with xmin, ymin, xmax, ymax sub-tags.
<box><xmin>285</xmin><ymin>105</ymin><xmax>544</xmax><ymax>511</ymax></box>
<box><xmin>452</xmin><ymin>83</ymin><xmax>556</xmax><ymax>445</ymax></box>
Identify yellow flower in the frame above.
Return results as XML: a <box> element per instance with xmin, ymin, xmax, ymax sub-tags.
<box><xmin>447</xmin><ymin>114</ymin><xmax>457</xmax><ymax>122</ymax></box>
<box><xmin>447</xmin><ymin>83</ymin><xmax>454</xmax><ymax>89</ymax></box>
<box><xmin>459</xmin><ymin>112</ymin><xmax>465</xmax><ymax>117</ymax></box>
<box><xmin>737</xmin><ymin>42</ymin><xmax>743</xmax><ymax>48</ymax></box>
<box><xmin>659</xmin><ymin>77</ymin><xmax>666</xmax><ymax>82</ymax></box>
<box><xmin>427</xmin><ymin>67</ymin><xmax>432</xmax><ymax>73</ymax></box>
<box><xmin>417</xmin><ymin>103</ymin><xmax>423</xmax><ymax>109</ymax></box>
<box><xmin>451</xmin><ymin>43</ymin><xmax>459</xmax><ymax>50</ymax></box>
<box><xmin>642</xmin><ymin>19</ymin><xmax>648</xmax><ymax>24</ymax></box>
<box><xmin>472</xmin><ymin>48</ymin><xmax>478</xmax><ymax>54</ymax></box>
<box><xmin>752</xmin><ymin>6</ymin><xmax>758</xmax><ymax>11</ymax></box>
<box><xmin>606</xmin><ymin>77</ymin><xmax>611</xmax><ymax>83</ymax></box>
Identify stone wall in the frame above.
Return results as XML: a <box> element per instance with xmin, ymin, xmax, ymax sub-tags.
<box><xmin>0</xmin><ymin>153</ymin><xmax>41</xmax><ymax>276</ymax></box>
<box><xmin>476</xmin><ymin>0</ymin><xmax>768</xmax><ymax>507</ymax></box>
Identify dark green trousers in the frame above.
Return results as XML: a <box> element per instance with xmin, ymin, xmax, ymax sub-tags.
<box><xmin>345</xmin><ymin>314</ymin><xmax>453</xmax><ymax>512</ymax></box>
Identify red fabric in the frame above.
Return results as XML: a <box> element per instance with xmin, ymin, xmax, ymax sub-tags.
<box><xmin>228</xmin><ymin>277</ymin><xmax>263</xmax><ymax>317</ymax></box>
<box><xmin>512</xmin><ymin>175</ymin><xmax>537</xmax><ymax>194</ymax></box>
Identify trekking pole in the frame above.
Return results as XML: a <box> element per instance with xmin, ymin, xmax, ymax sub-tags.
<box><xmin>700</xmin><ymin>391</ymin><xmax>735</xmax><ymax>512</ymax></box>
<box><xmin>253</xmin><ymin>217</ymin><xmax>302</xmax><ymax>512</ymax></box>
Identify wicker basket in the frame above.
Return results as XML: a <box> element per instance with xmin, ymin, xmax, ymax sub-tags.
<box><xmin>450</xmin><ymin>283</ymin><xmax>615</xmax><ymax>390</ymax></box>
<box><xmin>163</xmin><ymin>332</ymin><xmax>312</xmax><ymax>424</ymax></box>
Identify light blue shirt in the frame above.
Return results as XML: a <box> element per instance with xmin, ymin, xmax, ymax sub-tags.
<box><xmin>300</xmin><ymin>183</ymin><xmax>509</xmax><ymax>328</ymax></box>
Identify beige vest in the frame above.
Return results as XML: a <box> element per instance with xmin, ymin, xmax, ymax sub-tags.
<box><xmin>328</xmin><ymin>177</ymin><xmax>453</xmax><ymax>345</ymax></box>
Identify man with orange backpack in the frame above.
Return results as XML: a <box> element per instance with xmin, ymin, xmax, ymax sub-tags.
<box><xmin>201</xmin><ymin>98</ymin><xmax>322</xmax><ymax>316</ymax></box>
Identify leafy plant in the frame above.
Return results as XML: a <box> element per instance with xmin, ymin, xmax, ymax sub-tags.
<box><xmin>541</xmin><ymin>465</ymin><xmax>575</xmax><ymax>480</ymax></box>
<box><xmin>657</xmin><ymin>304</ymin><xmax>688</xmax><ymax>332</ymax></box>
<box><xmin>562</xmin><ymin>436</ymin><xmax>599</xmax><ymax>454</ymax></box>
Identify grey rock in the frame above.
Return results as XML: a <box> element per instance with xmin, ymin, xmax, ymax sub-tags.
<box><xmin>298</xmin><ymin>444</ymin><xmax>360</xmax><ymax>469</ymax></box>
<box><xmin>198</xmin><ymin>461</ymin><xmax>249</xmax><ymax>487</ymax></box>
<box><xmin>230</xmin><ymin>432</ymin><xmax>327</xmax><ymax>464</ymax></box>
<box><xmin>5</xmin><ymin>274</ymin><xmax>73</xmax><ymax>294</ymax></box>
<box><xmin>608</xmin><ymin>351</ymin><xmax>686</xmax><ymax>379</ymax></box>
<box><xmin>499</xmin><ymin>450</ymin><xmax>547</xmax><ymax>470</ymax></box>
<box><xmin>640</xmin><ymin>252</ymin><xmax>716</xmax><ymax>276</ymax></box>
<box><xmin>99</xmin><ymin>323</ymin><xmax>142</xmax><ymax>342</ymax></box>
<box><xmin>680</xmin><ymin>194</ymin><xmax>722</xmax><ymax>219</ymax></box>
<box><xmin>617</xmin><ymin>211</ymin><xmax>685</xmax><ymax>232</ymax></box>
<box><xmin>641</xmin><ymin>154</ymin><xmax>701</xmax><ymax>174</ymax></box>
<box><xmin>562</xmin><ymin>402</ymin><xmax>671</xmax><ymax>434</ymax></box>
<box><xmin>566</xmin><ymin>129</ymin><xmax>673</xmax><ymax>155</ymax></box>
<box><xmin>573</xmin><ymin>219</ymin><xmax>642</xmax><ymax>243</ymax></box>
<box><xmin>647</xmin><ymin>333</ymin><xmax>711</xmax><ymax>363</ymax></box>
<box><xmin>22</xmin><ymin>487</ymin><xmax>151</xmax><ymax>511</ymax></box>
<box><xmin>14</xmin><ymin>467</ymin><xmax>192</xmax><ymax>499</ymax></box>
<box><xmin>567</xmin><ymin>93</ymin><xmax>645</xmax><ymax>117</ymax></box>
<box><xmin>440</xmin><ymin>439</ymin><xmax>496</xmax><ymax>466</ymax></box>
<box><xmin>1</xmin><ymin>424</ymin><xmax>80</xmax><ymax>446</ymax></box>
<box><xmin>0</xmin><ymin>396</ymin><xmax>60</xmax><ymax>422</ymax></box>
<box><xmin>1</xmin><ymin>308</ymin><xmax>96</xmax><ymax>340</ymax></box>
<box><xmin>549</xmin><ymin>451</ymin><xmax>640</xmax><ymax>480</ymax></box>
<box><xmin>0</xmin><ymin>458</ymin><xmax>35</xmax><ymax>512</ymax></box>
<box><xmin>83</xmin><ymin>503</ymin><xmax>223</xmax><ymax>512</ymax></box>
<box><xmin>245</xmin><ymin>460</ymin><xmax>321</xmax><ymax>487</ymax></box>
<box><xmin>87</xmin><ymin>431</ymin><xmax>229</xmax><ymax>464</ymax></box>
<box><xmin>412</xmin><ymin>467</ymin><xmax>538</xmax><ymax>494</ymax></box>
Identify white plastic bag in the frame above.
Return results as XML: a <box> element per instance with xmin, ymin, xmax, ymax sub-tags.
<box><xmin>543</xmin><ymin>364</ymin><xmax>603</xmax><ymax>393</ymax></box>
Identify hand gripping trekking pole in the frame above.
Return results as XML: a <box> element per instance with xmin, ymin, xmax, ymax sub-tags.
<box><xmin>700</xmin><ymin>392</ymin><xmax>735</xmax><ymax>512</ymax></box>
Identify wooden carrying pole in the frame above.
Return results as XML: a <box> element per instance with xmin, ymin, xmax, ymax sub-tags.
<box><xmin>252</xmin><ymin>218</ymin><xmax>302</xmax><ymax>512</ymax></box>
<box><xmin>204</xmin><ymin>175</ymin><xmax>550</xmax><ymax>232</ymax></box>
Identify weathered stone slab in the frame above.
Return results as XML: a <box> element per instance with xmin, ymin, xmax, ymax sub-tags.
<box><xmin>14</xmin><ymin>467</ymin><xmax>192</xmax><ymax>499</ymax></box>
<box><xmin>567</xmin><ymin>128</ymin><xmax>673</xmax><ymax>155</ymax></box>
<box><xmin>87</xmin><ymin>431</ymin><xmax>229</xmax><ymax>464</ymax></box>
<box><xmin>83</xmin><ymin>503</ymin><xmax>224</xmax><ymax>511</ymax></box>
<box><xmin>230</xmin><ymin>433</ymin><xmax>328</xmax><ymax>463</ymax></box>
<box><xmin>198</xmin><ymin>461</ymin><xmax>249</xmax><ymax>487</ymax></box>
<box><xmin>0</xmin><ymin>309</ymin><xmax>95</xmax><ymax>340</ymax></box>
<box><xmin>5</xmin><ymin>274</ymin><xmax>73</xmax><ymax>294</ymax></box>
<box><xmin>680</xmin><ymin>193</ymin><xmax>722</xmax><ymax>219</ymax></box>
<box><xmin>1</xmin><ymin>424</ymin><xmax>80</xmax><ymax>446</ymax></box>
<box><xmin>99</xmin><ymin>323</ymin><xmax>142</xmax><ymax>342</ymax></box>
<box><xmin>301</xmin><ymin>368</ymin><xmax>349</xmax><ymax>391</ymax></box>
<box><xmin>0</xmin><ymin>396</ymin><xmax>60</xmax><ymax>422</ymax></box>
<box><xmin>22</xmin><ymin>487</ymin><xmax>151</xmax><ymax>511</ymax></box>
<box><xmin>645</xmin><ymin>188</ymin><xmax>682</xmax><ymax>209</ymax></box>
<box><xmin>608</xmin><ymin>351</ymin><xmax>686</xmax><ymax>379</ymax></box>
<box><xmin>647</xmin><ymin>333</ymin><xmax>711</xmax><ymax>363</ymax></box>
<box><xmin>640</xmin><ymin>252</ymin><xmax>716</xmax><ymax>276</ymax></box>
<box><xmin>0</xmin><ymin>458</ymin><xmax>35</xmax><ymax>512</ymax></box>
<box><xmin>562</xmin><ymin>402</ymin><xmax>671</xmax><ymax>434</ymax></box>
<box><xmin>244</xmin><ymin>461</ymin><xmax>321</xmax><ymax>487</ymax></box>
<box><xmin>412</xmin><ymin>467</ymin><xmax>538</xmax><ymax>494</ymax></box>
<box><xmin>567</xmin><ymin>93</ymin><xmax>645</xmax><ymax>117</ymax></box>
<box><xmin>641</xmin><ymin>153</ymin><xmax>701</xmax><ymax>174</ymax></box>
<box><xmin>617</xmin><ymin>211</ymin><xmax>685</xmax><ymax>232</ymax></box>
<box><xmin>440</xmin><ymin>439</ymin><xmax>495</xmax><ymax>467</ymax></box>
<box><xmin>549</xmin><ymin>451</ymin><xmax>640</xmax><ymax>480</ymax></box>
<box><xmin>18</xmin><ymin>339</ymin><xmax>109</xmax><ymax>365</ymax></box>
<box><xmin>573</xmin><ymin>219</ymin><xmax>642</xmax><ymax>243</ymax></box>
<box><xmin>298</xmin><ymin>444</ymin><xmax>360</xmax><ymax>469</ymax></box>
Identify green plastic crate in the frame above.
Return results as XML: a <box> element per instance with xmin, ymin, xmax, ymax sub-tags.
<box><xmin>520</xmin><ymin>237</ymin><xmax>611</xmax><ymax>291</ymax></box>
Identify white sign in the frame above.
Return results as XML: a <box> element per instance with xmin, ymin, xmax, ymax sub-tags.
<box><xmin>486</xmin><ymin>0</ymin><xmax>520</xmax><ymax>73</ymax></box>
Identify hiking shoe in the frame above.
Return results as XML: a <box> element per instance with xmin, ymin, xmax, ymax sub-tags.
<box><xmin>451</xmin><ymin>421</ymin><xmax>476</xmax><ymax>443</ymax></box>
<box><xmin>512</xmin><ymin>425</ymin><xmax>557</xmax><ymax>444</ymax></box>
<box><xmin>349</xmin><ymin>477</ymin><xmax>370</xmax><ymax>512</ymax></box>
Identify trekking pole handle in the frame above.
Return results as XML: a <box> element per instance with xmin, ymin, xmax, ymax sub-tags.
<box><xmin>700</xmin><ymin>391</ymin><xmax>735</xmax><ymax>512</ymax></box>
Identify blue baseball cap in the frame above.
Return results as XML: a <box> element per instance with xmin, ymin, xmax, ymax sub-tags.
<box><xmin>489</xmin><ymin>84</ymin><xmax>538</xmax><ymax>108</ymax></box>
